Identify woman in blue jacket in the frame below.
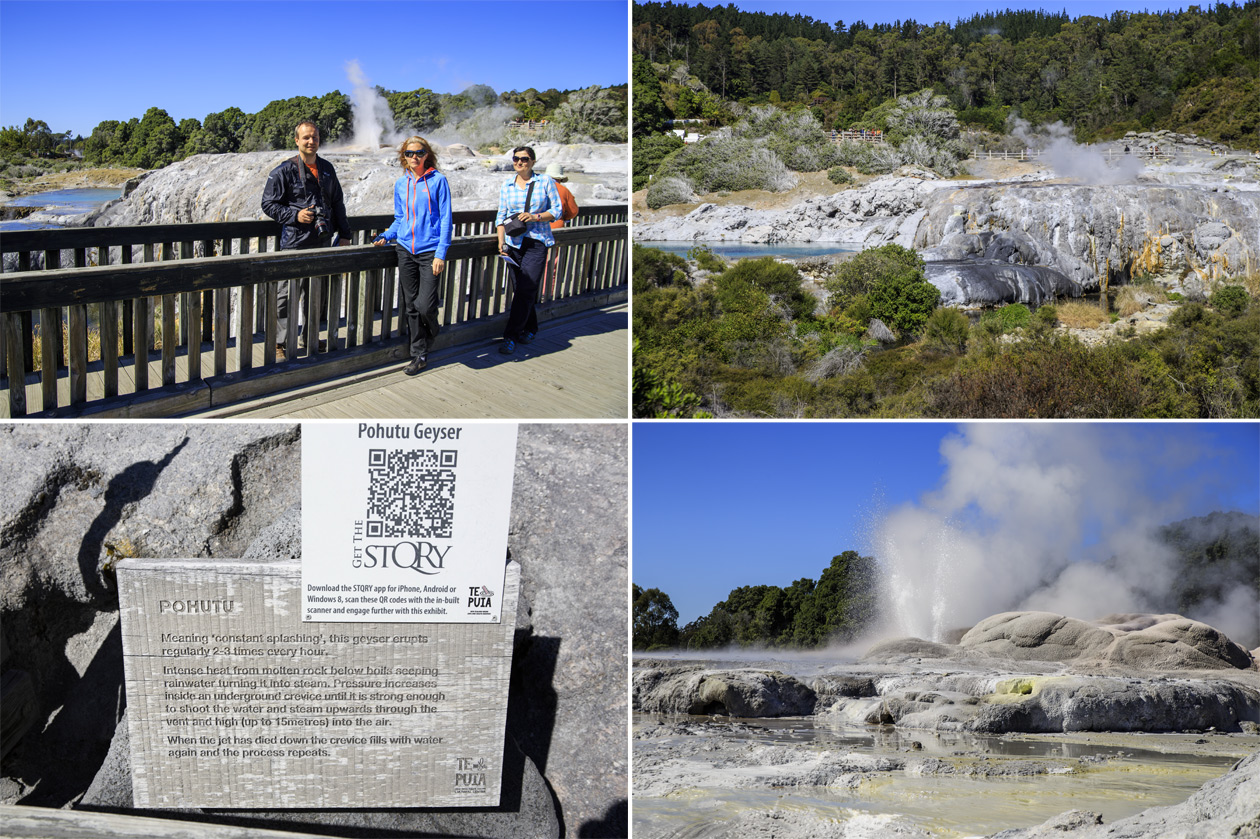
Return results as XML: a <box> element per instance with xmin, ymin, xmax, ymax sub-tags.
<box><xmin>373</xmin><ymin>136</ymin><xmax>453</xmax><ymax>375</ymax></box>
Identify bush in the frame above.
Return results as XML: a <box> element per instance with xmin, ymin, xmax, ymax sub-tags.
<box><xmin>827</xmin><ymin>166</ymin><xmax>853</xmax><ymax>184</ymax></box>
<box><xmin>979</xmin><ymin>303</ymin><xmax>1032</xmax><ymax>333</ymax></box>
<box><xmin>717</xmin><ymin>257</ymin><xmax>814</xmax><ymax>321</ymax></box>
<box><xmin>1035</xmin><ymin>305</ymin><xmax>1059</xmax><ymax>326</ymax></box>
<box><xmin>1209</xmin><ymin>284</ymin><xmax>1250</xmax><ymax>317</ymax></box>
<box><xmin>688</xmin><ymin>244</ymin><xmax>726</xmax><ymax>273</ymax></box>
<box><xmin>657</xmin><ymin>136</ymin><xmax>797</xmax><ymax>194</ymax></box>
<box><xmin>632</xmin><ymin>131</ymin><xmax>685</xmax><ymax>191</ymax></box>
<box><xmin>826</xmin><ymin>243</ymin><xmax>926</xmax><ymax>309</ymax></box>
<box><xmin>868</xmin><ymin>271</ymin><xmax>940</xmax><ymax>337</ymax></box>
<box><xmin>632</xmin><ymin>243</ymin><xmax>689</xmax><ymax>288</ymax></box>
<box><xmin>645</xmin><ymin>175</ymin><xmax>697</xmax><ymax>209</ymax></box>
<box><xmin>922</xmin><ymin>307</ymin><xmax>970</xmax><ymax>354</ymax></box>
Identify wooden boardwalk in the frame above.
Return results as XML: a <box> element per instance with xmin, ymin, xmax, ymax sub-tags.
<box><xmin>203</xmin><ymin>303</ymin><xmax>627</xmax><ymax>420</ymax></box>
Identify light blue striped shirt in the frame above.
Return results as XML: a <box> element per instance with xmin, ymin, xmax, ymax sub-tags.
<box><xmin>496</xmin><ymin>172</ymin><xmax>562</xmax><ymax>248</ymax></box>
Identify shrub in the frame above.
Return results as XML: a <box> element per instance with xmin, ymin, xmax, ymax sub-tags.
<box><xmin>633</xmin><ymin>131</ymin><xmax>685</xmax><ymax>191</ymax></box>
<box><xmin>1209</xmin><ymin>284</ymin><xmax>1250</xmax><ymax>317</ymax></box>
<box><xmin>922</xmin><ymin>307</ymin><xmax>970</xmax><ymax>354</ymax></box>
<box><xmin>827</xmin><ymin>166</ymin><xmax>853</xmax><ymax>185</ymax></box>
<box><xmin>826</xmin><ymin>243</ymin><xmax>926</xmax><ymax>309</ymax></box>
<box><xmin>867</xmin><ymin>267</ymin><xmax>940</xmax><ymax>337</ymax></box>
<box><xmin>645</xmin><ymin>175</ymin><xmax>697</xmax><ymax>209</ymax></box>
<box><xmin>717</xmin><ymin>257</ymin><xmax>814</xmax><ymax>321</ymax></box>
<box><xmin>688</xmin><ymin>244</ymin><xmax>726</xmax><ymax>274</ymax></box>
<box><xmin>979</xmin><ymin>303</ymin><xmax>1032</xmax><ymax>333</ymax></box>
<box><xmin>657</xmin><ymin>136</ymin><xmax>797</xmax><ymax>194</ymax></box>
<box><xmin>633</xmin><ymin>243</ymin><xmax>689</xmax><ymax>288</ymax></box>
<box><xmin>1035</xmin><ymin>305</ymin><xmax>1059</xmax><ymax>326</ymax></box>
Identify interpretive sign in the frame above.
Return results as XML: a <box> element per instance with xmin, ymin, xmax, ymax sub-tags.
<box><xmin>117</xmin><ymin>559</ymin><xmax>520</xmax><ymax>808</ymax></box>
<box><xmin>300</xmin><ymin>422</ymin><xmax>518</xmax><ymax>624</ymax></box>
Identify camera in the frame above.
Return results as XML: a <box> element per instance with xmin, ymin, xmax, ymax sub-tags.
<box><xmin>312</xmin><ymin>205</ymin><xmax>330</xmax><ymax>239</ymax></box>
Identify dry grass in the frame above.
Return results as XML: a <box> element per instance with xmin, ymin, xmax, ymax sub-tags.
<box><xmin>30</xmin><ymin>308</ymin><xmax>163</xmax><ymax>369</ymax></box>
<box><xmin>1057</xmin><ymin>301</ymin><xmax>1111</xmax><ymax>328</ymax></box>
<box><xmin>1115</xmin><ymin>284</ymin><xmax>1168</xmax><ymax>317</ymax></box>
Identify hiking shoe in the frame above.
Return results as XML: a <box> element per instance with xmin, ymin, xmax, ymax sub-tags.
<box><xmin>404</xmin><ymin>357</ymin><xmax>427</xmax><ymax>376</ymax></box>
<box><xmin>499</xmin><ymin>339</ymin><xmax>515</xmax><ymax>354</ymax></box>
<box><xmin>520</xmin><ymin>331</ymin><xmax>536</xmax><ymax>344</ymax></box>
<box><xmin>275</xmin><ymin>343</ymin><xmax>287</xmax><ymax>360</ymax></box>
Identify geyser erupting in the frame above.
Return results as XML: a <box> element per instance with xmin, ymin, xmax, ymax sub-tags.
<box><xmin>874</xmin><ymin>424</ymin><xmax>1259</xmax><ymax>648</ymax></box>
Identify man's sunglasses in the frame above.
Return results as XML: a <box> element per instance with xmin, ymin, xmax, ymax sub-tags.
<box><xmin>512</xmin><ymin>155</ymin><xmax>533</xmax><ymax>163</ymax></box>
<box><xmin>403</xmin><ymin>149</ymin><xmax>428</xmax><ymax>158</ymax></box>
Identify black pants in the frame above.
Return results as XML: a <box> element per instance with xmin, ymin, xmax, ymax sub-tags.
<box><xmin>505</xmin><ymin>238</ymin><xmax>545</xmax><ymax>341</ymax></box>
<box><xmin>396</xmin><ymin>246</ymin><xmax>440</xmax><ymax>360</ymax></box>
<box><xmin>277</xmin><ymin>238</ymin><xmax>326</xmax><ymax>345</ymax></box>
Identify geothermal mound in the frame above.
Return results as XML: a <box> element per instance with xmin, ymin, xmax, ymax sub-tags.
<box><xmin>959</xmin><ymin>611</ymin><xmax>1256</xmax><ymax>671</ymax></box>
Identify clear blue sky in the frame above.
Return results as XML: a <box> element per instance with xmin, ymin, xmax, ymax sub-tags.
<box><xmin>0</xmin><ymin>0</ymin><xmax>628</xmax><ymax>138</ymax></box>
<box><xmin>676</xmin><ymin>1</ymin><xmax>1194</xmax><ymax>27</ymax></box>
<box><xmin>633</xmin><ymin>422</ymin><xmax>1260</xmax><ymax>625</ymax></box>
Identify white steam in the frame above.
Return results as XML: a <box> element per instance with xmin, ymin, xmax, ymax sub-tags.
<box><xmin>344</xmin><ymin>60</ymin><xmax>399</xmax><ymax>149</ymax></box>
<box><xmin>874</xmin><ymin>424</ymin><xmax>1258</xmax><ymax>648</ymax></box>
<box><xmin>1010</xmin><ymin>116</ymin><xmax>1145</xmax><ymax>185</ymax></box>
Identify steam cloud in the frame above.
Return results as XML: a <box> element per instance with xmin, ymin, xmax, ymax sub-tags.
<box><xmin>1010</xmin><ymin>116</ymin><xmax>1145</xmax><ymax>185</ymax></box>
<box><xmin>874</xmin><ymin>424</ymin><xmax>1258</xmax><ymax>648</ymax></box>
<box><xmin>344</xmin><ymin>60</ymin><xmax>399</xmax><ymax>149</ymax></box>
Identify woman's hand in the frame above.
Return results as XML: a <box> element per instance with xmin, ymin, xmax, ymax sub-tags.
<box><xmin>372</xmin><ymin>238</ymin><xmax>386</xmax><ymax>246</ymax></box>
<box><xmin>432</xmin><ymin>257</ymin><xmax>445</xmax><ymax>275</ymax></box>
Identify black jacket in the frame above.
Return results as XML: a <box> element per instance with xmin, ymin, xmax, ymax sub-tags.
<box><xmin>261</xmin><ymin>155</ymin><xmax>353</xmax><ymax>250</ymax></box>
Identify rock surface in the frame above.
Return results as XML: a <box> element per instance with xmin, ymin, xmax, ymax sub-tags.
<box><xmin>635</xmin><ymin>143</ymin><xmax>1260</xmax><ymax>306</ymax></box>
<box><xmin>1</xmin><ymin>423</ymin><xmax>627</xmax><ymax>837</ymax></box>
<box><xmin>89</xmin><ymin>141</ymin><xmax>627</xmax><ymax>228</ymax></box>
<box><xmin>634</xmin><ymin>666</ymin><xmax>817</xmax><ymax>717</ymax></box>
<box><xmin>961</xmin><ymin>612</ymin><xmax>1256</xmax><ymax>671</ymax></box>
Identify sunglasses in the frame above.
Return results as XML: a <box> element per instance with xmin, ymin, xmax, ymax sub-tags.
<box><xmin>403</xmin><ymin>149</ymin><xmax>428</xmax><ymax>158</ymax></box>
<box><xmin>512</xmin><ymin>155</ymin><xmax>533</xmax><ymax>163</ymax></box>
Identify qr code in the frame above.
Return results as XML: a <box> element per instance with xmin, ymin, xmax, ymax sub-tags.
<box><xmin>365</xmin><ymin>448</ymin><xmax>458</xmax><ymax>538</ymax></box>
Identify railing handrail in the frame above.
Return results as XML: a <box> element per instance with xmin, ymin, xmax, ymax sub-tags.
<box><xmin>0</xmin><ymin>205</ymin><xmax>628</xmax><ymax>256</ymax></box>
<box><xmin>1</xmin><ymin>224</ymin><xmax>623</xmax><ymax>311</ymax></box>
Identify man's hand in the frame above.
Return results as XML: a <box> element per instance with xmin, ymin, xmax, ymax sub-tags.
<box><xmin>296</xmin><ymin>205</ymin><xmax>315</xmax><ymax>224</ymax></box>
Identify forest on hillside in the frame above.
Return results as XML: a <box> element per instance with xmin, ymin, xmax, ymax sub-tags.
<box><xmin>633</xmin><ymin>1</ymin><xmax>1258</xmax><ymax>147</ymax></box>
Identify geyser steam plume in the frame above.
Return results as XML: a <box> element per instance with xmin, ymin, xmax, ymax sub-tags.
<box><xmin>345</xmin><ymin>59</ymin><xmax>397</xmax><ymax>148</ymax></box>
<box><xmin>1010</xmin><ymin>116</ymin><xmax>1145</xmax><ymax>185</ymax></box>
<box><xmin>874</xmin><ymin>425</ymin><xmax>1259</xmax><ymax>648</ymax></box>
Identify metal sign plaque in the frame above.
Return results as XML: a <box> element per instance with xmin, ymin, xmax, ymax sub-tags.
<box><xmin>118</xmin><ymin>559</ymin><xmax>519</xmax><ymax>808</ymax></box>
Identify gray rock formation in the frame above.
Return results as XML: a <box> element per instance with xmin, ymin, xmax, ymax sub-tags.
<box><xmin>90</xmin><ymin>141</ymin><xmax>626</xmax><ymax>228</ymax></box>
<box><xmin>987</xmin><ymin>749</ymin><xmax>1260</xmax><ymax>838</ymax></box>
<box><xmin>961</xmin><ymin>612</ymin><xmax>1256</xmax><ymax>671</ymax></box>
<box><xmin>634</xmin><ymin>666</ymin><xmax>817</xmax><ymax>717</ymax></box>
<box><xmin>2</xmin><ymin>423</ymin><xmax>627</xmax><ymax>838</ymax></box>
<box><xmin>635</xmin><ymin>143</ymin><xmax>1260</xmax><ymax>307</ymax></box>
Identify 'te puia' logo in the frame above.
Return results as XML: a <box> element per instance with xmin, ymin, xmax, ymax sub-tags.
<box><xmin>468</xmin><ymin>585</ymin><xmax>494</xmax><ymax>608</ymax></box>
<box><xmin>454</xmin><ymin>757</ymin><xmax>488</xmax><ymax>791</ymax></box>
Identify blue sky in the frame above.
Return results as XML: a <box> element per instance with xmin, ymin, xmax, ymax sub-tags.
<box><xmin>632</xmin><ymin>422</ymin><xmax>1260</xmax><ymax>625</ymax></box>
<box><xmin>0</xmin><ymin>0</ymin><xmax>628</xmax><ymax>138</ymax></box>
<box><xmin>674</xmin><ymin>1</ymin><xmax>1197</xmax><ymax>28</ymax></box>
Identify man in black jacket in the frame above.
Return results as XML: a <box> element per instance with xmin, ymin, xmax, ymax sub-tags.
<box><xmin>261</xmin><ymin>120</ymin><xmax>352</xmax><ymax>357</ymax></box>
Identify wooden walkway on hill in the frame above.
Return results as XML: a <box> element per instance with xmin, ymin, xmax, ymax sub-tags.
<box><xmin>202</xmin><ymin>303</ymin><xmax>627</xmax><ymax>420</ymax></box>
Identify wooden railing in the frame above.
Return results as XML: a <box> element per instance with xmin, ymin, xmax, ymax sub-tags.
<box><xmin>0</xmin><ymin>206</ymin><xmax>627</xmax><ymax>418</ymax></box>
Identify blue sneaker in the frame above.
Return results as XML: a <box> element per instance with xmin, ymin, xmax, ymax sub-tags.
<box><xmin>499</xmin><ymin>338</ymin><xmax>515</xmax><ymax>354</ymax></box>
<box><xmin>520</xmin><ymin>331</ymin><xmax>536</xmax><ymax>345</ymax></box>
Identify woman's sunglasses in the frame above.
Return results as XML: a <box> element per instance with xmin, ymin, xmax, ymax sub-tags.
<box><xmin>512</xmin><ymin>155</ymin><xmax>533</xmax><ymax>163</ymax></box>
<box><xmin>404</xmin><ymin>149</ymin><xmax>428</xmax><ymax>158</ymax></box>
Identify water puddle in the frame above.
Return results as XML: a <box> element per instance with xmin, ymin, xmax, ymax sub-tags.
<box><xmin>634</xmin><ymin>712</ymin><xmax>1245</xmax><ymax>839</ymax></box>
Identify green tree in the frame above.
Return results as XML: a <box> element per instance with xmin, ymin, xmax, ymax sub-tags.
<box><xmin>632</xmin><ymin>585</ymin><xmax>681</xmax><ymax>649</ymax></box>
<box><xmin>388</xmin><ymin>87</ymin><xmax>441</xmax><ymax>131</ymax></box>
<box><xmin>550</xmin><ymin>85</ymin><xmax>627</xmax><ymax>143</ymax></box>
<box><xmin>633</xmin><ymin>54</ymin><xmax>672</xmax><ymax>136</ymax></box>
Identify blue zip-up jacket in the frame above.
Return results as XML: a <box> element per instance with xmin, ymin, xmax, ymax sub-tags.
<box><xmin>378</xmin><ymin>168</ymin><xmax>453</xmax><ymax>259</ymax></box>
